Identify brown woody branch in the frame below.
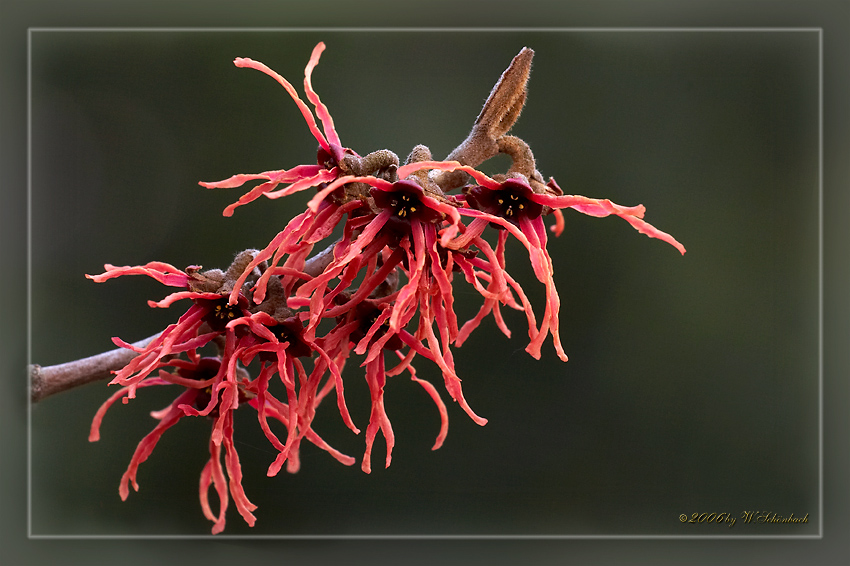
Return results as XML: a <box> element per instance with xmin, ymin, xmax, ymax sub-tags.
<box><xmin>30</xmin><ymin>335</ymin><xmax>158</xmax><ymax>403</ymax></box>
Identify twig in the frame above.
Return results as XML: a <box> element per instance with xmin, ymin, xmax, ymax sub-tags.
<box><xmin>434</xmin><ymin>47</ymin><xmax>534</xmax><ymax>192</ymax></box>
<box><xmin>30</xmin><ymin>335</ymin><xmax>157</xmax><ymax>403</ymax></box>
<box><xmin>30</xmin><ymin>238</ymin><xmax>352</xmax><ymax>403</ymax></box>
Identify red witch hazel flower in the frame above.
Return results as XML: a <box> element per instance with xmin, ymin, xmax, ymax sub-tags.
<box><xmin>198</xmin><ymin>42</ymin><xmax>350</xmax><ymax>218</ymax></box>
<box><xmin>80</xmin><ymin>42</ymin><xmax>685</xmax><ymax>534</ymax></box>
<box><xmin>86</xmin><ymin>252</ymin><xmax>357</xmax><ymax>533</ymax></box>
<box><xmin>199</xmin><ymin>41</ymin><xmax>403</xmax><ymax>311</ymax></box>
<box><xmin>89</xmin><ymin>356</ymin><xmax>257</xmax><ymax>535</ymax></box>
<box><xmin>449</xmin><ymin>162</ymin><xmax>685</xmax><ymax>361</ymax></box>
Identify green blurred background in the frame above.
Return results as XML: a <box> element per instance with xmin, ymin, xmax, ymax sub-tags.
<box><xmin>29</xmin><ymin>30</ymin><xmax>819</xmax><ymax>536</ymax></box>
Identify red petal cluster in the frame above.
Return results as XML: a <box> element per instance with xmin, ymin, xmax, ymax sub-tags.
<box><xmin>88</xmin><ymin>42</ymin><xmax>684</xmax><ymax>534</ymax></box>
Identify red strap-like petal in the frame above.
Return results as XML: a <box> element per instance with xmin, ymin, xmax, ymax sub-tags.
<box><xmin>233</xmin><ymin>57</ymin><xmax>329</xmax><ymax>152</ymax></box>
<box><xmin>86</xmin><ymin>261</ymin><xmax>190</xmax><ymax>287</ymax></box>
<box><xmin>533</xmin><ymin>193</ymin><xmax>686</xmax><ymax>254</ymax></box>
<box><xmin>198</xmin><ymin>172</ymin><xmax>273</xmax><ymax>190</ymax></box>
<box><xmin>303</xmin><ymin>42</ymin><xmax>342</xmax><ymax>149</ymax></box>
<box><xmin>396</xmin><ymin>159</ymin><xmax>462</xmax><ymax>180</ymax></box>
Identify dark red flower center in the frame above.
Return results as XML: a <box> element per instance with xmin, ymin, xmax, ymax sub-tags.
<box><xmin>317</xmin><ymin>147</ymin><xmax>336</xmax><ymax>170</ymax></box>
<box><xmin>464</xmin><ymin>179</ymin><xmax>544</xmax><ymax>223</ymax></box>
<box><xmin>316</xmin><ymin>143</ymin><xmax>347</xmax><ymax>170</ymax></box>
<box><xmin>177</xmin><ymin>357</ymin><xmax>222</xmax><ymax>381</ymax></box>
<box><xmin>348</xmin><ymin>302</ymin><xmax>404</xmax><ymax>351</ymax></box>
<box><xmin>200</xmin><ymin>298</ymin><xmax>245</xmax><ymax>332</ymax></box>
<box><xmin>370</xmin><ymin>180</ymin><xmax>443</xmax><ymax>228</ymax></box>
<box><xmin>267</xmin><ymin>317</ymin><xmax>313</xmax><ymax>358</ymax></box>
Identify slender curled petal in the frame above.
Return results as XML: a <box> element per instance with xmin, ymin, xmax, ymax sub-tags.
<box><xmin>361</xmin><ymin>355</ymin><xmax>395</xmax><ymax>474</ymax></box>
<box><xmin>199</xmin><ymin>172</ymin><xmax>282</xmax><ymax>189</ymax></box>
<box><xmin>550</xmin><ymin>209</ymin><xmax>565</xmax><ymax>236</ymax></box>
<box><xmin>403</xmin><ymin>318</ymin><xmax>488</xmax><ymax>427</ymax></box>
<box><xmin>109</xmin><ymin>304</ymin><xmax>209</xmax><ymax>396</ymax></box>
<box><xmin>86</xmin><ymin>262</ymin><xmax>193</xmax><ymax>287</ymax></box>
<box><xmin>521</xmin><ymin>215</ymin><xmax>568</xmax><ymax>361</ymax></box>
<box><xmin>199</xmin><ymin>164</ymin><xmax>329</xmax><ymax>217</ymax></box>
<box><xmin>147</xmin><ymin>290</ymin><xmax>222</xmax><ymax>309</ymax></box>
<box><xmin>396</xmin><ymin>159</ymin><xmax>463</xmax><ymax>180</ymax></box>
<box><xmin>536</xmin><ymin>178</ymin><xmax>686</xmax><ymax>254</ymax></box>
<box><xmin>220</xmin><ymin>411</ymin><xmax>258</xmax><ymax>527</ymax></box>
<box><xmin>454</xmin><ymin>231</ymin><xmax>522</xmax><ymax>344</ymax></box>
<box><xmin>89</xmin><ymin>378</ymin><xmax>172</xmax><ymax>442</ymax></box>
<box><xmin>224</xmin><ymin>206</ymin><xmax>320</xmax><ymax>306</ymax></box>
<box><xmin>409</xmin><ymin>371</ymin><xmax>449</xmax><ymax>451</ymax></box>
<box><xmin>117</xmin><ymin>388</ymin><xmax>200</xmax><ymax>500</ymax></box>
<box><xmin>200</xmin><ymin>440</ymin><xmax>229</xmax><ymax>534</ymax></box>
<box><xmin>533</xmin><ymin>192</ymin><xmax>685</xmax><ymax>254</ymax></box>
<box><xmin>263</xmin><ymin>168</ymin><xmax>339</xmax><ymax>200</ymax></box>
<box><xmin>255</xmin><ymin>398</ymin><xmax>356</xmax><ymax>468</ymax></box>
<box><xmin>306</xmin><ymin>174</ymin><xmax>363</xmax><ymax>212</ymax></box>
<box><xmin>303</xmin><ymin>41</ymin><xmax>342</xmax><ymax>149</ymax></box>
<box><xmin>233</xmin><ymin>57</ymin><xmax>330</xmax><ymax>152</ymax></box>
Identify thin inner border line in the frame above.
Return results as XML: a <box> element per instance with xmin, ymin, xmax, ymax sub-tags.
<box><xmin>26</xmin><ymin>26</ymin><xmax>823</xmax><ymax>540</ymax></box>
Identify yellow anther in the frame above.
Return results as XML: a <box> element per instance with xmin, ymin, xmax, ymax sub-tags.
<box><xmin>409</xmin><ymin>206</ymin><xmax>416</xmax><ymax>212</ymax></box>
<box><xmin>398</xmin><ymin>209</ymin><xmax>407</xmax><ymax>217</ymax></box>
<box><xmin>497</xmin><ymin>198</ymin><xmax>504</xmax><ymax>205</ymax></box>
<box><xmin>518</xmin><ymin>203</ymin><xmax>524</xmax><ymax>209</ymax></box>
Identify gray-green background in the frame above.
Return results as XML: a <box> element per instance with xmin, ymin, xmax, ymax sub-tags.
<box><xmin>28</xmin><ymin>29</ymin><xmax>820</xmax><ymax>537</ymax></box>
